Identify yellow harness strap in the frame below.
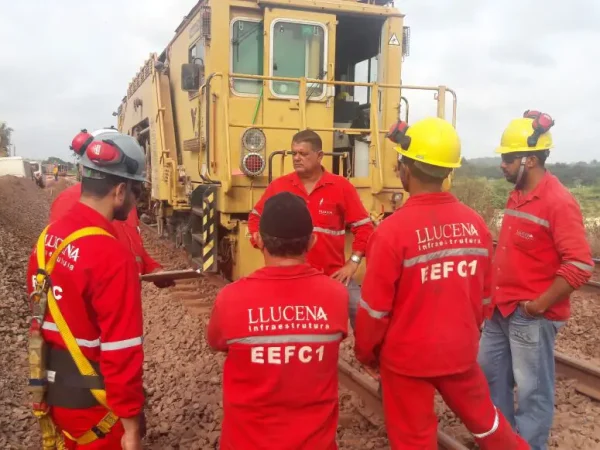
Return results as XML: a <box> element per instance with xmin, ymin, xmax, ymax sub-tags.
<box><xmin>35</xmin><ymin>225</ymin><xmax>121</xmax><ymax>445</ymax></box>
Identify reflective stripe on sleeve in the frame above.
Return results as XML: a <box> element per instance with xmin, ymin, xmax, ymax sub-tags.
<box><xmin>503</xmin><ymin>209</ymin><xmax>550</xmax><ymax>228</ymax></box>
<box><xmin>251</xmin><ymin>209</ymin><xmax>260</xmax><ymax>217</ymax></box>
<box><xmin>349</xmin><ymin>217</ymin><xmax>371</xmax><ymax>228</ymax></box>
<box><xmin>471</xmin><ymin>406</ymin><xmax>499</xmax><ymax>439</ymax></box>
<box><xmin>100</xmin><ymin>337</ymin><xmax>143</xmax><ymax>351</ymax></box>
<box><xmin>563</xmin><ymin>260</ymin><xmax>594</xmax><ymax>272</ymax></box>
<box><xmin>42</xmin><ymin>321</ymin><xmax>100</xmax><ymax>348</ymax></box>
<box><xmin>358</xmin><ymin>298</ymin><xmax>389</xmax><ymax>319</ymax></box>
<box><xmin>482</xmin><ymin>297</ymin><xmax>491</xmax><ymax>305</ymax></box>
<box><xmin>403</xmin><ymin>248</ymin><xmax>489</xmax><ymax>268</ymax></box>
<box><xmin>226</xmin><ymin>333</ymin><xmax>343</xmax><ymax>345</ymax></box>
<box><xmin>313</xmin><ymin>227</ymin><xmax>346</xmax><ymax>236</ymax></box>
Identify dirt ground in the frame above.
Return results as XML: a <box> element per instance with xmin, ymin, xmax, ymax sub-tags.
<box><xmin>0</xmin><ymin>173</ymin><xmax>599</xmax><ymax>449</ymax></box>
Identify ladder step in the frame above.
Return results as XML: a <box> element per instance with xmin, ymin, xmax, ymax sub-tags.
<box><xmin>192</xmin><ymin>233</ymin><xmax>205</xmax><ymax>244</ymax></box>
<box><xmin>192</xmin><ymin>206</ymin><xmax>204</xmax><ymax>217</ymax></box>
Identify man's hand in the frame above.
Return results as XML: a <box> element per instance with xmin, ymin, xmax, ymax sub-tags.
<box><xmin>121</xmin><ymin>431</ymin><xmax>142</xmax><ymax>450</ymax></box>
<box><xmin>331</xmin><ymin>260</ymin><xmax>359</xmax><ymax>285</ymax></box>
<box><xmin>363</xmin><ymin>365</ymin><xmax>380</xmax><ymax>381</ymax></box>
<box><xmin>519</xmin><ymin>300</ymin><xmax>545</xmax><ymax>318</ymax></box>
<box><xmin>154</xmin><ymin>278</ymin><xmax>175</xmax><ymax>289</ymax></box>
<box><xmin>147</xmin><ymin>268</ymin><xmax>175</xmax><ymax>289</ymax></box>
<box><xmin>121</xmin><ymin>417</ymin><xmax>142</xmax><ymax>450</ymax></box>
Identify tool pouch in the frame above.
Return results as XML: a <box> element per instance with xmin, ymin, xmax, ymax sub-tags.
<box><xmin>46</xmin><ymin>347</ymin><xmax>104</xmax><ymax>409</ymax></box>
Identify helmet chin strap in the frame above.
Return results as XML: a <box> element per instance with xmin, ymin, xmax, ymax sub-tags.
<box><xmin>515</xmin><ymin>156</ymin><xmax>528</xmax><ymax>188</ymax></box>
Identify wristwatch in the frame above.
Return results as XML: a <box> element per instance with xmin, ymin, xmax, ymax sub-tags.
<box><xmin>350</xmin><ymin>254</ymin><xmax>362</xmax><ymax>264</ymax></box>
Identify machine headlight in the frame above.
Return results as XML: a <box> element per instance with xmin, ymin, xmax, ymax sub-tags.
<box><xmin>241</xmin><ymin>128</ymin><xmax>266</xmax><ymax>152</ymax></box>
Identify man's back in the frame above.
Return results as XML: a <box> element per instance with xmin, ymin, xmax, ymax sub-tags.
<box><xmin>358</xmin><ymin>192</ymin><xmax>493</xmax><ymax>377</ymax></box>
<box><xmin>207</xmin><ymin>264</ymin><xmax>348</xmax><ymax>450</ymax></box>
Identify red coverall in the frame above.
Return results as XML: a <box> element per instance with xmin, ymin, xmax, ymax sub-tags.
<box><xmin>49</xmin><ymin>182</ymin><xmax>161</xmax><ymax>275</ymax></box>
<box><xmin>207</xmin><ymin>264</ymin><xmax>348</xmax><ymax>449</ymax></box>
<box><xmin>492</xmin><ymin>171</ymin><xmax>594</xmax><ymax>320</ymax></box>
<box><xmin>354</xmin><ymin>192</ymin><xmax>529</xmax><ymax>450</ymax></box>
<box><xmin>27</xmin><ymin>202</ymin><xmax>145</xmax><ymax>449</ymax></box>
<box><xmin>247</xmin><ymin>169</ymin><xmax>373</xmax><ymax>276</ymax></box>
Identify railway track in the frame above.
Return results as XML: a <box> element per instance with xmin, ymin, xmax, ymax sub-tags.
<box><xmin>142</xmin><ymin>223</ymin><xmax>600</xmax><ymax>449</ymax></box>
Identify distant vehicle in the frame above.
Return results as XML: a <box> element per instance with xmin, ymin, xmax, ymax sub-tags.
<box><xmin>29</xmin><ymin>160</ymin><xmax>46</xmax><ymax>187</ymax></box>
<box><xmin>57</xmin><ymin>164</ymin><xmax>68</xmax><ymax>177</ymax></box>
<box><xmin>0</xmin><ymin>156</ymin><xmax>35</xmax><ymax>181</ymax></box>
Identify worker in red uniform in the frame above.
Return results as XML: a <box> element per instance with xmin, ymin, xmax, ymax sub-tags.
<box><xmin>478</xmin><ymin>111</ymin><xmax>594</xmax><ymax>450</ymax></box>
<box><xmin>27</xmin><ymin>131</ymin><xmax>148</xmax><ymax>449</ymax></box>
<box><xmin>48</xmin><ymin>128</ymin><xmax>172</xmax><ymax>287</ymax></box>
<box><xmin>248</xmin><ymin>129</ymin><xmax>374</xmax><ymax>328</ymax></box>
<box><xmin>354</xmin><ymin>117</ymin><xmax>530</xmax><ymax>450</ymax></box>
<box><xmin>208</xmin><ymin>191</ymin><xmax>348</xmax><ymax>449</ymax></box>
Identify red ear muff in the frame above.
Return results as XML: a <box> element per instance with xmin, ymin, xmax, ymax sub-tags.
<box><xmin>85</xmin><ymin>139</ymin><xmax>139</xmax><ymax>175</ymax></box>
<box><xmin>386</xmin><ymin>120</ymin><xmax>411</xmax><ymax>150</ymax></box>
<box><xmin>523</xmin><ymin>110</ymin><xmax>555</xmax><ymax>147</ymax></box>
<box><xmin>70</xmin><ymin>129</ymin><xmax>94</xmax><ymax>156</ymax></box>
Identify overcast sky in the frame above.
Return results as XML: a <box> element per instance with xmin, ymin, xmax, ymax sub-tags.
<box><xmin>0</xmin><ymin>0</ymin><xmax>598</xmax><ymax>163</ymax></box>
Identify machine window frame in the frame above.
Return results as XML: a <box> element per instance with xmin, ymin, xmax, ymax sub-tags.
<box><xmin>230</xmin><ymin>17</ymin><xmax>264</xmax><ymax>98</ymax></box>
<box><xmin>269</xmin><ymin>18</ymin><xmax>328</xmax><ymax>101</ymax></box>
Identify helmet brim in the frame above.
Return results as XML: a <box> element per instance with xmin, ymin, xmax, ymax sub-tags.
<box><xmin>395</xmin><ymin>147</ymin><xmax>462</xmax><ymax>168</ymax></box>
<box><xmin>495</xmin><ymin>145</ymin><xmax>553</xmax><ymax>154</ymax></box>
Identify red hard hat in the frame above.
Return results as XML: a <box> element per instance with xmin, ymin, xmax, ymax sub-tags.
<box><xmin>70</xmin><ymin>129</ymin><xmax>94</xmax><ymax>156</ymax></box>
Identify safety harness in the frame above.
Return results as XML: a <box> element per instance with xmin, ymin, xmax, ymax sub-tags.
<box><xmin>28</xmin><ymin>225</ymin><xmax>120</xmax><ymax>449</ymax></box>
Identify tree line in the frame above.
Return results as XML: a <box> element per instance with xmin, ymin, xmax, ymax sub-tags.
<box><xmin>456</xmin><ymin>157</ymin><xmax>600</xmax><ymax>187</ymax></box>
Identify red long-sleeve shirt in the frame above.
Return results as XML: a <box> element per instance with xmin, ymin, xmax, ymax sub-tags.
<box><xmin>27</xmin><ymin>202</ymin><xmax>145</xmax><ymax>419</ymax></box>
<box><xmin>492</xmin><ymin>171</ymin><xmax>593</xmax><ymax>321</ymax></box>
<box><xmin>248</xmin><ymin>169</ymin><xmax>374</xmax><ymax>276</ymax></box>
<box><xmin>207</xmin><ymin>264</ymin><xmax>348</xmax><ymax>450</ymax></box>
<box><xmin>49</xmin><ymin>182</ymin><xmax>160</xmax><ymax>275</ymax></box>
<box><xmin>354</xmin><ymin>192</ymin><xmax>493</xmax><ymax>377</ymax></box>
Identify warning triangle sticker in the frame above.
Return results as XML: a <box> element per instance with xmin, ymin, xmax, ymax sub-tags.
<box><xmin>388</xmin><ymin>33</ymin><xmax>400</xmax><ymax>46</ymax></box>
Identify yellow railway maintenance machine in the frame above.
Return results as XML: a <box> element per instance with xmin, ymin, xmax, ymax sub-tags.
<box><xmin>116</xmin><ymin>0</ymin><xmax>457</xmax><ymax>282</ymax></box>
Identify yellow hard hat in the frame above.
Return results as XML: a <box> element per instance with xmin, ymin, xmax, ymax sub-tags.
<box><xmin>495</xmin><ymin>111</ymin><xmax>554</xmax><ymax>154</ymax></box>
<box><xmin>391</xmin><ymin>117</ymin><xmax>461</xmax><ymax>168</ymax></box>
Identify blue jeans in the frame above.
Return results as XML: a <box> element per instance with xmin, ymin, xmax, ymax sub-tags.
<box><xmin>477</xmin><ymin>307</ymin><xmax>565</xmax><ymax>450</ymax></box>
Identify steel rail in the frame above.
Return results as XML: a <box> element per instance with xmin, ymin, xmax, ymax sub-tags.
<box><xmin>555</xmin><ymin>351</ymin><xmax>600</xmax><ymax>401</ymax></box>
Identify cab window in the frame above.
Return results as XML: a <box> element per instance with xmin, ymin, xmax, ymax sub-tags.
<box><xmin>271</xmin><ymin>21</ymin><xmax>326</xmax><ymax>98</ymax></box>
<box><xmin>231</xmin><ymin>19</ymin><xmax>264</xmax><ymax>95</ymax></box>
<box><xmin>188</xmin><ymin>40</ymin><xmax>205</xmax><ymax>97</ymax></box>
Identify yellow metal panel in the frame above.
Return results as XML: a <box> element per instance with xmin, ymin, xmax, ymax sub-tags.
<box><xmin>232</xmin><ymin>221</ymin><xmax>266</xmax><ymax>280</ymax></box>
<box><xmin>258</xmin><ymin>7</ymin><xmax>337</xmax><ymax>172</ymax></box>
<box><xmin>166</xmin><ymin>5</ymin><xmax>212</xmax><ymax>189</ymax></box>
<box><xmin>256</xmin><ymin>0</ymin><xmax>403</xmax><ymax>17</ymax></box>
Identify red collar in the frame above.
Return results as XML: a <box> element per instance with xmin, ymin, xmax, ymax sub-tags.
<box><xmin>403</xmin><ymin>191</ymin><xmax>458</xmax><ymax>207</ymax></box>
<box><xmin>64</xmin><ymin>201</ymin><xmax>119</xmax><ymax>237</ymax></box>
<box><xmin>289</xmin><ymin>167</ymin><xmax>336</xmax><ymax>189</ymax></box>
<box><xmin>510</xmin><ymin>170</ymin><xmax>553</xmax><ymax>204</ymax></box>
<box><xmin>247</xmin><ymin>263</ymin><xmax>324</xmax><ymax>280</ymax></box>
